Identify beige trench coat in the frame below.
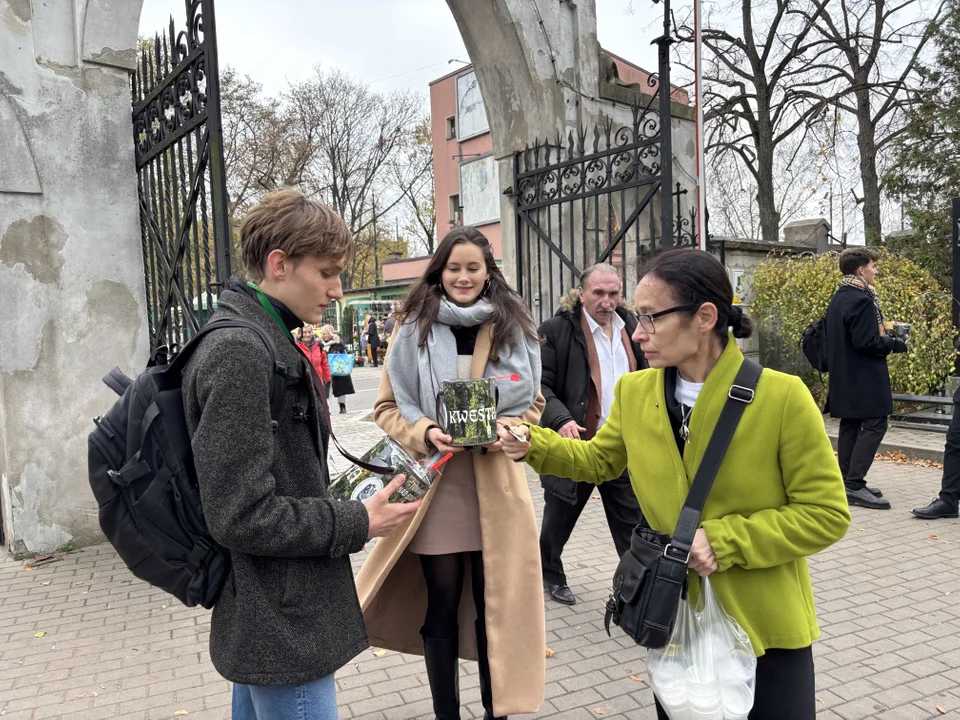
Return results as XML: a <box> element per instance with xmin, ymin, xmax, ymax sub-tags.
<box><xmin>355</xmin><ymin>323</ymin><xmax>546</xmax><ymax>717</ymax></box>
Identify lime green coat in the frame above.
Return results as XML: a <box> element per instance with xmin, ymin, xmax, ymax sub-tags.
<box><xmin>525</xmin><ymin>338</ymin><xmax>851</xmax><ymax>656</ymax></box>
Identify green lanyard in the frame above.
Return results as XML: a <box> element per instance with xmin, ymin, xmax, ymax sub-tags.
<box><xmin>247</xmin><ymin>281</ymin><xmax>295</xmax><ymax>343</ymax></box>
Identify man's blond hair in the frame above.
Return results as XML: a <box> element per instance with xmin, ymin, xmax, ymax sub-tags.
<box><xmin>239</xmin><ymin>188</ymin><xmax>353</xmax><ymax>281</ymax></box>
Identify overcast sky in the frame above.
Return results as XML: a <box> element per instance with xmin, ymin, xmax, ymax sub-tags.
<box><xmin>138</xmin><ymin>0</ymin><xmax>669</xmax><ymax>101</ymax></box>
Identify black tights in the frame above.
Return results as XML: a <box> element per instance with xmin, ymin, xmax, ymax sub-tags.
<box><xmin>419</xmin><ymin>552</ymin><xmax>485</xmax><ymax>638</ymax></box>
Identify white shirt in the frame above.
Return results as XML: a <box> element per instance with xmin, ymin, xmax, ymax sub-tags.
<box><xmin>583</xmin><ymin>309</ymin><xmax>631</xmax><ymax>428</ymax></box>
<box><xmin>675</xmin><ymin>376</ymin><xmax>704</xmax><ymax>409</ymax></box>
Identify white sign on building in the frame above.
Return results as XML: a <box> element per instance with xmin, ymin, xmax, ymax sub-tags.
<box><xmin>456</xmin><ymin>71</ymin><xmax>489</xmax><ymax>140</ymax></box>
<box><xmin>459</xmin><ymin>155</ymin><xmax>500</xmax><ymax>227</ymax></box>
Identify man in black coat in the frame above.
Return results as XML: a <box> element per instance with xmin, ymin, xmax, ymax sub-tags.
<box><xmin>182</xmin><ymin>189</ymin><xmax>417</xmax><ymax>713</ymax></box>
<box><xmin>913</xmin><ymin>364</ymin><xmax>960</xmax><ymax>520</ymax></box>
<box><xmin>825</xmin><ymin>247</ymin><xmax>907</xmax><ymax>510</ymax></box>
<box><xmin>538</xmin><ymin>264</ymin><xmax>644</xmax><ymax>605</ymax></box>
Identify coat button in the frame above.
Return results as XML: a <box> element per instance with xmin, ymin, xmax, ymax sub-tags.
<box><xmin>333</xmin><ymin>545</ymin><xmax>344</xmax><ymax>556</ymax></box>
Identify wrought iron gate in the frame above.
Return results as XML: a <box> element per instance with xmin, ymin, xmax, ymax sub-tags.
<box><xmin>506</xmin><ymin>0</ymin><xmax>699</xmax><ymax>326</ymax></box>
<box><xmin>133</xmin><ymin>0</ymin><xmax>231</xmax><ymax>355</ymax></box>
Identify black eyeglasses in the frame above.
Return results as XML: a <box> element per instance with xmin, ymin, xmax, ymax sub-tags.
<box><xmin>636</xmin><ymin>304</ymin><xmax>701</xmax><ymax>334</ymax></box>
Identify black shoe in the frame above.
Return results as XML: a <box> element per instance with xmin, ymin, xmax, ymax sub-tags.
<box><xmin>867</xmin><ymin>487</ymin><xmax>883</xmax><ymax>498</ymax></box>
<box><xmin>339</xmin><ymin>403</ymin><xmax>347</xmax><ymax>414</ymax></box>
<box><xmin>544</xmin><ymin>582</ymin><xmax>576</xmax><ymax>606</ymax></box>
<box><xmin>846</xmin><ymin>487</ymin><xmax>891</xmax><ymax>510</ymax></box>
<box><xmin>421</xmin><ymin>632</ymin><xmax>461</xmax><ymax>720</ymax></box>
<box><xmin>912</xmin><ymin>498</ymin><xmax>959</xmax><ymax>519</ymax></box>
<box><xmin>476</xmin><ymin>619</ymin><xmax>506</xmax><ymax>720</ymax></box>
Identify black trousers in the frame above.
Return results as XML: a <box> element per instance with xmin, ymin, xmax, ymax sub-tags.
<box><xmin>370</xmin><ymin>345</ymin><xmax>380</xmax><ymax>367</ymax></box>
<box><xmin>540</xmin><ymin>473</ymin><xmax>640</xmax><ymax>587</ymax></box>
<box><xmin>939</xmin><ymin>407</ymin><xmax>960</xmax><ymax>510</ymax></box>
<box><xmin>655</xmin><ymin>646</ymin><xmax>816</xmax><ymax>720</ymax></box>
<box><xmin>837</xmin><ymin>416</ymin><xmax>888</xmax><ymax>490</ymax></box>
<box><xmin>419</xmin><ymin>552</ymin><xmax>485</xmax><ymax>639</ymax></box>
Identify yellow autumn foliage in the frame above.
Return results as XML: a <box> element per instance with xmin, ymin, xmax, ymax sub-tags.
<box><xmin>750</xmin><ymin>250</ymin><xmax>956</xmax><ymax>395</ymax></box>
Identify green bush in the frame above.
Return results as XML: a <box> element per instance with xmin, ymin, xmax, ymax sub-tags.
<box><xmin>750</xmin><ymin>249</ymin><xmax>956</xmax><ymax>396</ymax></box>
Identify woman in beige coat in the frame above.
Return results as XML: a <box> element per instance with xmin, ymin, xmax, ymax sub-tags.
<box><xmin>355</xmin><ymin>227</ymin><xmax>546</xmax><ymax>720</ymax></box>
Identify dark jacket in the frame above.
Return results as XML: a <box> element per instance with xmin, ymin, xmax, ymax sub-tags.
<box><xmin>538</xmin><ymin>296</ymin><xmax>644</xmax><ymax>503</ymax></box>
<box><xmin>182</xmin><ymin>288</ymin><xmax>370</xmax><ymax>686</ymax></box>
<box><xmin>367</xmin><ymin>318</ymin><xmax>380</xmax><ymax>347</ymax></box>
<box><xmin>824</xmin><ymin>284</ymin><xmax>906</xmax><ymax>419</ymax></box>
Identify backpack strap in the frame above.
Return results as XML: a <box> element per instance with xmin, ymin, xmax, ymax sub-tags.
<box><xmin>665</xmin><ymin>359</ymin><xmax>763</xmax><ymax>562</ymax></box>
<box><xmin>168</xmin><ymin>317</ymin><xmax>286</xmax><ymax>426</ymax></box>
<box><xmin>103</xmin><ymin>367</ymin><xmax>134</xmax><ymax>396</ymax></box>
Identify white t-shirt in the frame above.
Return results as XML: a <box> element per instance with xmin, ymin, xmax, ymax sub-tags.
<box><xmin>675</xmin><ymin>376</ymin><xmax>704</xmax><ymax>409</ymax></box>
<box><xmin>582</xmin><ymin>309</ymin><xmax>631</xmax><ymax>428</ymax></box>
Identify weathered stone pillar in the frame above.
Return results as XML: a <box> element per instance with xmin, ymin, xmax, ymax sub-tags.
<box><xmin>0</xmin><ymin>0</ymin><xmax>147</xmax><ymax>555</ymax></box>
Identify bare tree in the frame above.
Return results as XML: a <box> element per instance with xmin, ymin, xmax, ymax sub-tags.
<box><xmin>686</xmin><ymin>0</ymin><xmax>840</xmax><ymax>244</ymax></box>
<box><xmin>391</xmin><ymin>118</ymin><xmax>436</xmax><ymax>255</ymax></box>
<box><xmin>284</xmin><ymin>67</ymin><xmax>424</xmax><ymax>287</ymax></box>
<box><xmin>796</xmin><ymin>0</ymin><xmax>945</xmax><ymax>244</ymax></box>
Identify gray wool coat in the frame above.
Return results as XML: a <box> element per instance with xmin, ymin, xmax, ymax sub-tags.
<box><xmin>182</xmin><ymin>289</ymin><xmax>371</xmax><ymax>686</ymax></box>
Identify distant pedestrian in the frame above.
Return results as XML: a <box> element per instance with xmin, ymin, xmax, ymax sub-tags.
<box><xmin>321</xmin><ymin>324</ymin><xmax>355</xmax><ymax>414</ymax></box>
<box><xmin>382</xmin><ymin>312</ymin><xmax>397</xmax><ymax>354</ymax></box>
<box><xmin>367</xmin><ymin>314</ymin><xmax>381</xmax><ymax>367</ymax></box>
<box><xmin>824</xmin><ymin>247</ymin><xmax>907</xmax><ymax>510</ymax></box>
<box><xmin>537</xmin><ymin>264</ymin><xmax>645</xmax><ymax>606</ymax></box>
<box><xmin>297</xmin><ymin>322</ymin><xmax>331</xmax><ymax>398</ymax></box>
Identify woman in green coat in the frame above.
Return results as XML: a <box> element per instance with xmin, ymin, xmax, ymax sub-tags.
<box><xmin>498</xmin><ymin>248</ymin><xmax>851</xmax><ymax>720</ymax></box>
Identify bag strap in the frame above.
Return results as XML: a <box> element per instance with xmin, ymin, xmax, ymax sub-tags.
<box><xmin>295</xmin><ymin>346</ymin><xmax>396</xmax><ymax>475</ymax></box>
<box><xmin>167</xmin><ymin>317</ymin><xmax>286</xmax><ymax>424</ymax></box>
<box><xmin>665</xmin><ymin>358</ymin><xmax>763</xmax><ymax>562</ymax></box>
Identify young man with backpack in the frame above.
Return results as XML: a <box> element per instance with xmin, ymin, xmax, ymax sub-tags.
<box><xmin>181</xmin><ymin>188</ymin><xmax>420</xmax><ymax>718</ymax></box>
<box><xmin>824</xmin><ymin>247</ymin><xmax>907</xmax><ymax>510</ymax></box>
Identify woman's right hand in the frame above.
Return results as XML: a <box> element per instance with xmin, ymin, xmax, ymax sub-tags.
<box><xmin>497</xmin><ymin>424</ymin><xmax>530</xmax><ymax>461</ymax></box>
<box><xmin>426</xmin><ymin>427</ymin><xmax>463</xmax><ymax>454</ymax></box>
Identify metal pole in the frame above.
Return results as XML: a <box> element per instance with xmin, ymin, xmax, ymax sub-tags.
<box><xmin>201</xmin><ymin>0</ymin><xmax>232</xmax><ymax>282</ymax></box>
<box><xmin>694</xmin><ymin>0</ymin><xmax>707</xmax><ymax>250</ymax></box>
<box><xmin>656</xmin><ymin>0</ymin><xmax>675</xmax><ymax>247</ymax></box>
<box><xmin>953</xmin><ymin>197</ymin><xmax>960</xmax><ymax>374</ymax></box>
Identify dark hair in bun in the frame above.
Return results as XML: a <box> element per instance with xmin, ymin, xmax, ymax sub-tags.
<box><xmin>636</xmin><ymin>248</ymin><xmax>755</xmax><ymax>341</ymax></box>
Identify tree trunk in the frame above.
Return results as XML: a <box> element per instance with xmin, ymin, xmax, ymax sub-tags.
<box><xmin>855</xmin><ymin>86</ymin><xmax>883</xmax><ymax>245</ymax></box>
<box><xmin>756</xmin><ymin>92</ymin><xmax>780</xmax><ymax>244</ymax></box>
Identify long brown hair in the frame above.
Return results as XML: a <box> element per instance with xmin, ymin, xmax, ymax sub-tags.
<box><xmin>397</xmin><ymin>227</ymin><xmax>538</xmax><ymax>360</ymax></box>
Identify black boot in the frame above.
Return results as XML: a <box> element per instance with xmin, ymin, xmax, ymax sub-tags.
<box><xmin>475</xmin><ymin>619</ymin><xmax>507</xmax><ymax>720</ymax></box>
<box><xmin>339</xmin><ymin>402</ymin><xmax>347</xmax><ymax>414</ymax></box>
<box><xmin>421</xmin><ymin>632</ymin><xmax>461</xmax><ymax>720</ymax></box>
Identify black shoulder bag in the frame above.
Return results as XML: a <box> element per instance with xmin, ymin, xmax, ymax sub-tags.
<box><xmin>603</xmin><ymin>359</ymin><xmax>762</xmax><ymax>649</ymax></box>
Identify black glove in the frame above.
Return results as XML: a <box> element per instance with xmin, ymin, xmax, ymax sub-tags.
<box><xmin>893</xmin><ymin>338</ymin><xmax>908</xmax><ymax>354</ymax></box>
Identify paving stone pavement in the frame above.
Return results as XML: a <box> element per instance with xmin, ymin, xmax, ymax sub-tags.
<box><xmin>1</xmin><ymin>414</ymin><xmax>959</xmax><ymax>720</ymax></box>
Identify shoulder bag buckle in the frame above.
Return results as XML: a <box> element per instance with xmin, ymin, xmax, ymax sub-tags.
<box><xmin>728</xmin><ymin>384</ymin><xmax>755</xmax><ymax>403</ymax></box>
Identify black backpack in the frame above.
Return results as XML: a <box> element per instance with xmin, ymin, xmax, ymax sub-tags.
<box><xmin>87</xmin><ymin>317</ymin><xmax>288</xmax><ymax>608</ymax></box>
<box><xmin>801</xmin><ymin>315</ymin><xmax>828</xmax><ymax>373</ymax></box>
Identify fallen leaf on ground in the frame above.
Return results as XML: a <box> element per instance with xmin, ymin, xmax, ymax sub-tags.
<box><xmin>936</xmin><ymin>706</ymin><xmax>945</xmax><ymax>715</ymax></box>
<box><xmin>629</xmin><ymin>675</ymin><xmax>646</xmax><ymax>683</ymax></box>
<box><xmin>816</xmin><ymin>697</ymin><xmax>823</xmax><ymax>704</ymax></box>
<box><xmin>39</xmin><ymin>581</ymin><xmax>50</xmax><ymax>587</ymax></box>
<box><xmin>593</xmin><ymin>708</ymin><xmax>607</xmax><ymax>715</ymax></box>
<box><xmin>545</xmin><ymin>647</ymin><xmax>555</xmax><ymax>658</ymax></box>
<box><xmin>930</xmin><ymin>535</ymin><xmax>940</xmax><ymax>540</ymax></box>
<box><xmin>24</xmin><ymin>567</ymin><xmax>32</xmax><ymax>572</ymax></box>
<box><xmin>575</xmin><ymin>626</ymin><xmax>581</xmax><ymax>630</ymax></box>
<box><xmin>34</xmin><ymin>632</ymin><xmax>45</xmax><ymax>638</ymax></box>
<box><xmin>105</xmin><ymin>604</ymin><xmax>112</xmax><ymax>610</ymax></box>
<box><xmin>71</xmin><ymin>581</ymin><xmax>83</xmax><ymax>587</ymax></box>
<box><xmin>175</xmin><ymin>712</ymin><xmax>190</xmax><ymax>717</ymax></box>
<box><xmin>372</xmin><ymin>649</ymin><xmax>387</xmax><ymax>657</ymax></box>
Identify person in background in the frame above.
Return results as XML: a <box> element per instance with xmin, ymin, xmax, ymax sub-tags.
<box><xmin>382</xmin><ymin>311</ymin><xmax>397</xmax><ymax>354</ymax></box>
<box><xmin>537</xmin><ymin>263</ymin><xmax>644</xmax><ymax>606</ymax></box>
<box><xmin>367</xmin><ymin>314</ymin><xmax>381</xmax><ymax>367</ymax></box>
<box><xmin>356</xmin><ymin>226</ymin><xmax>546</xmax><ymax>720</ymax></box>
<box><xmin>824</xmin><ymin>247</ymin><xmax>907</xmax><ymax>510</ymax></box>
<box><xmin>498</xmin><ymin>248</ymin><xmax>850</xmax><ymax>720</ymax></box>
<box><xmin>320</xmin><ymin>324</ymin><xmax>356</xmax><ymax>414</ymax></box>
<box><xmin>298</xmin><ymin>322</ymin><xmax>331</xmax><ymax>398</ymax></box>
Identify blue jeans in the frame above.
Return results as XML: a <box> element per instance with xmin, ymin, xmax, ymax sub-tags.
<box><xmin>232</xmin><ymin>674</ymin><xmax>338</xmax><ymax>720</ymax></box>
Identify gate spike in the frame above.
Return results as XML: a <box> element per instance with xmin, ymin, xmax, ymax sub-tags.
<box><xmin>593</xmin><ymin>125</ymin><xmax>601</xmax><ymax>153</ymax></box>
<box><xmin>578</xmin><ymin>125</ymin><xmax>587</xmax><ymax>154</ymax></box>
<box><xmin>567</xmin><ymin>130</ymin><xmax>575</xmax><ymax>159</ymax></box>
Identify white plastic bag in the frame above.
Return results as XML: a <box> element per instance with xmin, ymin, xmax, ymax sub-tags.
<box><xmin>646</xmin><ymin>577</ymin><xmax>757</xmax><ymax>720</ymax></box>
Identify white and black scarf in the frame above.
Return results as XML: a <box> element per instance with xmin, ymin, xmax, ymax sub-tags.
<box><xmin>841</xmin><ymin>274</ymin><xmax>883</xmax><ymax>326</ymax></box>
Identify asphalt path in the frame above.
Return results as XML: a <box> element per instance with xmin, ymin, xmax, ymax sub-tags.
<box><xmin>326</xmin><ymin>372</ymin><xmax>380</xmax><ymax>415</ymax></box>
